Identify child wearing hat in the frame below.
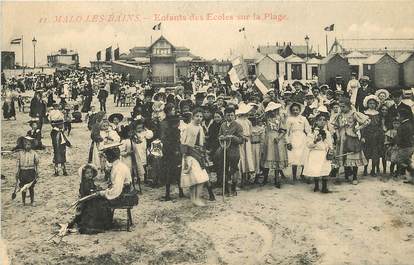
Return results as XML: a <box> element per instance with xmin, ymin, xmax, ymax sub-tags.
<box><xmin>303</xmin><ymin>111</ymin><xmax>333</xmax><ymax>193</ymax></box>
<box><xmin>361</xmin><ymin>95</ymin><xmax>384</xmax><ymax>177</ymax></box>
<box><xmin>48</xmin><ymin>103</ymin><xmax>64</xmax><ymax>123</ymax></box>
<box><xmin>15</xmin><ymin>136</ymin><xmax>39</xmax><ymax>206</ymax></box>
<box><xmin>217</xmin><ymin>107</ymin><xmax>244</xmax><ymax>195</ymax></box>
<box><xmin>51</xmin><ymin>119</ymin><xmax>72</xmax><ymax>176</ymax></box>
<box><xmin>384</xmin><ymin>117</ymin><xmax>400</xmax><ymax>178</ymax></box>
<box><xmin>27</xmin><ymin>118</ymin><xmax>44</xmax><ymax>150</ymax></box>
<box><xmin>262</xmin><ymin>102</ymin><xmax>288</xmax><ymax>188</ymax></box>
<box><xmin>108</xmin><ymin>113</ymin><xmax>124</xmax><ymax>136</ymax></box>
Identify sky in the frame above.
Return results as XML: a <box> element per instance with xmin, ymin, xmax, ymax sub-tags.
<box><xmin>2</xmin><ymin>1</ymin><xmax>414</xmax><ymax>67</ymax></box>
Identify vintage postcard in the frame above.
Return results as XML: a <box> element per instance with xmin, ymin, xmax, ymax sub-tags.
<box><xmin>1</xmin><ymin>1</ymin><xmax>414</xmax><ymax>265</ymax></box>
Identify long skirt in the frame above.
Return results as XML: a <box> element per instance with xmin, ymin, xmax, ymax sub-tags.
<box><xmin>262</xmin><ymin>132</ymin><xmax>288</xmax><ymax>170</ymax></box>
<box><xmin>2</xmin><ymin>101</ymin><xmax>16</xmax><ymax>119</ymax></box>
<box><xmin>159</xmin><ymin>152</ymin><xmax>181</xmax><ymax>185</ymax></box>
<box><xmin>75</xmin><ymin>198</ymin><xmax>113</xmax><ymax>234</ymax></box>
<box><xmin>251</xmin><ymin>143</ymin><xmax>262</xmax><ymax>174</ymax></box>
<box><xmin>180</xmin><ymin>156</ymin><xmax>209</xmax><ymax>188</ymax></box>
<box><xmin>239</xmin><ymin>141</ymin><xmax>255</xmax><ymax>174</ymax></box>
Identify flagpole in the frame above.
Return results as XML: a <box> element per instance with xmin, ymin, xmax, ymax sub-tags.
<box><xmin>22</xmin><ymin>35</ymin><xmax>25</xmax><ymax>73</ymax></box>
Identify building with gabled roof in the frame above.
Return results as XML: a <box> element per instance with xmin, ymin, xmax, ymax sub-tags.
<box><xmin>318</xmin><ymin>53</ymin><xmax>351</xmax><ymax>85</ymax></box>
<box><xmin>397</xmin><ymin>52</ymin><xmax>414</xmax><ymax>87</ymax></box>
<box><xmin>111</xmin><ymin>35</ymin><xmax>204</xmax><ymax>85</ymax></box>
<box><xmin>363</xmin><ymin>53</ymin><xmax>400</xmax><ymax>88</ymax></box>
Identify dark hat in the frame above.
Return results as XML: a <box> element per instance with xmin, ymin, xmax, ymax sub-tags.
<box><xmin>51</xmin><ymin>119</ymin><xmax>64</xmax><ymax>126</ymax></box>
<box><xmin>390</xmin><ymin>89</ymin><xmax>403</xmax><ymax>97</ymax></box>
<box><xmin>108</xmin><ymin>113</ymin><xmax>124</xmax><ymax>123</ymax></box>
<box><xmin>292</xmin><ymin>80</ymin><xmax>304</xmax><ymax>87</ymax></box>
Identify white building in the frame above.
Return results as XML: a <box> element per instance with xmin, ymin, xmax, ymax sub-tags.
<box><xmin>284</xmin><ymin>54</ymin><xmax>306</xmax><ymax>80</ymax></box>
<box><xmin>345</xmin><ymin>51</ymin><xmax>368</xmax><ymax>78</ymax></box>
<box><xmin>47</xmin><ymin>48</ymin><xmax>79</xmax><ymax>68</ymax></box>
<box><xmin>255</xmin><ymin>53</ymin><xmax>285</xmax><ymax>81</ymax></box>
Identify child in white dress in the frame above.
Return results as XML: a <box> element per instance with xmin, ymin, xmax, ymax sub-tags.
<box><xmin>303</xmin><ymin>111</ymin><xmax>333</xmax><ymax>193</ymax></box>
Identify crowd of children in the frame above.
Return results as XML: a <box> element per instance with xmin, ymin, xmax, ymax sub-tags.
<box><xmin>5</xmin><ymin>67</ymin><xmax>414</xmax><ymax>209</ymax></box>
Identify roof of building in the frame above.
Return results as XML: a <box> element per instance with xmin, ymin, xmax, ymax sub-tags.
<box><xmin>364</xmin><ymin>54</ymin><xmax>387</xmax><ymax>64</ymax></box>
<box><xmin>396</xmin><ymin>52</ymin><xmax>414</xmax><ymax>63</ymax></box>
<box><xmin>285</xmin><ymin>54</ymin><xmax>305</xmax><ymax>63</ymax></box>
<box><xmin>320</xmin><ymin>53</ymin><xmax>346</xmax><ymax>64</ymax></box>
<box><xmin>345</xmin><ymin>51</ymin><xmax>368</xmax><ymax>58</ymax></box>
<box><xmin>258</xmin><ymin>44</ymin><xmax>315</xmax><ymax>55</ymax></box>
<box><xmin>112</xmin><ymin>60</ymin><xmax>143</xmax><ymax>69</ymax></box>
<box><xmin>268</xmin><ymin>53</ymin><xmax>285</xmax><ymax>62</ymax></box>
<box><xmin>306</xmin><ymin>58</ymin><xmax>321</xmax><ymax>64</ymax></box>
<box><xmin>176</xmin><ymin>56</ymin><xmax>194</xmax><ymax>62</ymax></box>
<box><xmin>132</xmin><ymin>57</ymin><xmax>150</xmax><ymax>63</ymax></box>
<box><xmin>148</xmin><ymin>35</ymin><xmax>175</xmax><ymax>50</ymax></box>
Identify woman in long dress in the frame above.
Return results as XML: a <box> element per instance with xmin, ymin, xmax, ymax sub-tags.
<box><xmin>331</xmin><ymin>97</ymin><xmax>370</xmax><ymax>184</ymax></box>
<box><xmin>2</xmin><ymin>88</ymin><xmax>16</xmax><ymax>120</ymax></box>
<box><xmin>68</xmin><ymin>164</ymin><xmax>113</xmax><ymax>234</ymax></box>
<box><xmin>180</xmin><ymin>108</ymin><xmax>210</xmax><ymax>206</ymax></box>
<box><xmin>262</xmin><ymin>102</ymin><xmax>288</xmax><ymax>188</ymax></box>
<box><xmin>286</xmin><ymin>102</ymin><xmax>311</xmax><ymax>181</ymax></box>
<box><xmin>235</xmin><ymin>103</ymin><xmax>255</xmax><ymax>187</ymax></box>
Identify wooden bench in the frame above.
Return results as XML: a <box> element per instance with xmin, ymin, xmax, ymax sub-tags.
<box><xmin>110</xmin><ymin>206</ymin><xmax>133</xmax><ymax>231</ymax></box>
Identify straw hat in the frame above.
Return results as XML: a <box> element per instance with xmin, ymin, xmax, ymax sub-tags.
<box><xmin>108</xmin><ymin>113</ymin><xmax>124</xmax><ymax>123</ymax></box>
<box><xmin>288</xmin><ymin>102</ymin><xmax>304</xmax><ymax>115</ymax></box>
<box><xmin>363</xmin><ymin>95</ymin><xmax>380</xmax><ymax>108</ymax></box>
<box><xmin>375</xmin><ymin>89</ymin><xmax>390</xmax><ymax>99</ymax></box>
<box><xmin>99</xmin><ymin>142</ymin><xmax>122</xmax><ymax>152</ymax></box>
<box><xmin>264</xmin><ymin>102</ymin><xmax>282</xmax><ymax>113</ymax></box>
<box><xmin>235</xmin><ymin>102</ymin><xmax>253</xmax><ymax>115</ymax></box>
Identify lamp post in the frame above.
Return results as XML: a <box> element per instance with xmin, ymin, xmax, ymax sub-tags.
<box><xmin>305</xmin><ymin>35</ymin><xmax>310</xmax><ymax>80</ymax></box>
<box><xmin>32</xmin><ymin>37</ymin><xmax>37</xmax><ymax>68</ymax></box>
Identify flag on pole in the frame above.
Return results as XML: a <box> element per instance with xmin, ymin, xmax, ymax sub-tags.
<box><xmin>324</xmin><ymin>24</ymin><xmax>335</xmax><ymax>31</ymax></box>
<box><xmin>10</xmin><ymin>38</ymin><xmax>22</xmax><ymax>45</ymax></box>
<box><xmin>228</xmin><ymin>68</ymin><xmax>240</xmax><ymax>84</ymax></box>
<box><xmin>254</xmin><ymin>74</ymin><xmax>271</xmax><ymax>95</ymax></box>
<box><xmin>114</xmin><ymin>47</ymin><xmax>120</xmax><ymax>60</ymax></box>
<box><xmin>152</xmin><ymin>22</ymin><xmax>162</xmax><ymax>30</ymax></box>
<box><xmin>105</xmin><ymin>46</ymin><xmax>112</xmax><ymax>61</ymax></box>
<box><xmin>238</xmin><ymin>27</ymin><xmax>245</xmax><ymax>32</ymax></box>
<box><xmin>231</xmin><ymin>56</ymin><xmax>248</xmax><ymax>80</ymax></box>
<box><xmin>96</xmin><ymin>51</ymin><xmax>101</xmax><ymax>61</ymax></box>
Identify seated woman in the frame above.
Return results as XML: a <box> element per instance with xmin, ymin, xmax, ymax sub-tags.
<box><xmin>69</xmin><ymin>145</ymin><xmax>134</xmax><ymax>234</ymax></box>
<box><xmin>68</xmin><ymin>164</ymin><xmax>113</xmax><ymax>234</ymax></box>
